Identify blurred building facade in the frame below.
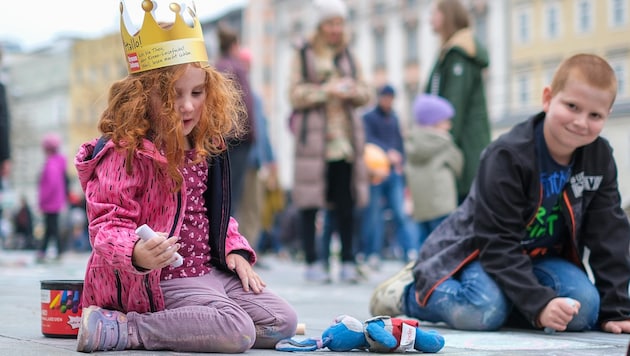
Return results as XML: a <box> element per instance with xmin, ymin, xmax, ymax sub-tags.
<box><xmin>1</xmin><ymin>0</ymin><xmax>630</xmax><ymax>216</ymax></box>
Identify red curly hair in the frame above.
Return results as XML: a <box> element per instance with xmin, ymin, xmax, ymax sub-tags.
<box><xmin>98</xmin><ymin>62</ymin><xmax>245</xmax><ymax>190</ymax></box>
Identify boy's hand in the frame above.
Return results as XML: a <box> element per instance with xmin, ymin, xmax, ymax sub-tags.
<box><xmin>538</xmin><ymin>297</ymin><xmax>580</xmax><ymax>331</ymax></box>
<box><xmin>227</xmin><ymin>253</ymin><xmax>266</xmax><ymax>294</ymax></box>
<box><xmin>132</xmin><ymin>233</ymin><xmax>180</xmax><ymax>270</ymax></box>
<box><xmin>601</xmin><ymin>320</ymin><xmax>630</xmax><ymax>334</ymax></box>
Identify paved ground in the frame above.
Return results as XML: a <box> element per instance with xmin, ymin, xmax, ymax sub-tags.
<box><xmin>0</xmin><ymin>249</ymin><xmax>629</xmax><ymax>355</ymax></box>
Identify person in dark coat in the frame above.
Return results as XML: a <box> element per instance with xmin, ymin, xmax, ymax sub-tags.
<box><xmin>425</xmin><ymin>0</ymin><xmax>491</xmax><ymax>202</ymax></box>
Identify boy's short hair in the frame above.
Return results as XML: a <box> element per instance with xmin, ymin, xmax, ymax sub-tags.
<box><xmin>550</xmin><ymin>53</ymin><xmax>617</xmax><ymax>103</ymax></box>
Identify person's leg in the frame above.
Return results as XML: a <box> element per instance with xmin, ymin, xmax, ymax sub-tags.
<box><xmin>326</xmin><ymin>160</ymin><xmax>357</xmax><ymax>282</ymax></box>
<box><xmin>127</xmin><ymin>271</ymin><xmax>260</xmax><ymax>352</ymax></box>
<box><xmin>531</xmin><ymin>257</ymin><xmax>600</xmax><ymax>331</ymax></box>
<box><xmin>50</xmin><ymin>212</ymin><xmax>63</xmax><ymax>258</ymax></box>
<box><xmin>300</xmin><ymin>208</ymin><xmax>318</xmax><ymax>264</ymax></box>
<box><xmin>416</xmin><ymin>221</ymin><xmax>429</xmax><ymax>249</ymax></box>
<box><xmin>38</xmin><ymin>213</ymin><xmax>56</xmax><ymax>259</ymax></box>
<box><xmin>222</xmin><ymin>270</ymin><xmax>298</xmax><ymax>348</ymax></box>
<box><xmin>228</xmin><ymin>142</ymin><xmax>253</xmax><ymax>216</ymax></box>
<box><xmin>362</xmin><ymin>182</ymin><xmax>384</xmax><ymax>259</ymax></box>
<box><xmin>319</xmin><ymin>210</ymin><xmax>335</xmax><ymax>269</ymax></box>
<box><xmin>237</xmin><ymin>167</ymin><xmax>263</xmax><ymax>248</ymax></box>
<box><xmin>384</xmin><ymin>172</ymin><xmax>416</xmax><ymax>260</ymax></box>
<box><xmin>403</xmin><ymin>261</ymin><xmax>510</xmax><ymax>331</ymax></box>
<box><xmin>301</xmin><ymin>208</ymin><xmax>329</xmax><ymax>281</ymax></box>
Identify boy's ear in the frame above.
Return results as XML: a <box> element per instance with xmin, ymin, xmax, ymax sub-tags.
<box><xmin>542</xmin><ymin>86</ymin><xmax>552</xmax><ymax>112</ymax></box>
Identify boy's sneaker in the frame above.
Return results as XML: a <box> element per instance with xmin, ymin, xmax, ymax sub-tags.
<box><xmin>304</xmin><ymin>262</ymin><xmax>331</xmax><ymax>283</ymax></box>
<box><xmin>369</xmin><ymin>261</ymin><xmax>415</xmax><ymax>317</ymax></box>
<box><xmin>76</xmin><ymin>306</ymin><xmax>128</xmax><ymax>353</ymax></box>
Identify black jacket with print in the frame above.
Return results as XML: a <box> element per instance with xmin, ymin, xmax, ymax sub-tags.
<box><xmin>412</xmin><ymin>111</ymin><xmax>630</xmax><ymax>327</ymax></box>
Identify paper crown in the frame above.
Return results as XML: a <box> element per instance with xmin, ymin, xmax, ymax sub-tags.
<box><xmin>119</xmin><ymin>0</ymin><xmax>209</xmax><ymax>73</ymax></box>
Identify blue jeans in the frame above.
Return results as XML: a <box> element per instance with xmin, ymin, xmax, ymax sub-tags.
<box><xmin>403</xmin><ymin>258</ymin><xmax>600</xmax><ymax>331</ymax></box>
<box><xmin>362</xmin><ymin>172</ymin><xmax>417</xmax><ymax>259</ymax></box>
<box><xmin>416</xmin><ymin>215</ymin><xmax>447</xmax><ymax>249</ymax></box>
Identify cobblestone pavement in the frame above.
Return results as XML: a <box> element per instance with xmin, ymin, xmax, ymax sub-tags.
<box><xmin>0</xmin><ymin>250</ymin><xmax>629</xmax><ymax>355</ymax></box>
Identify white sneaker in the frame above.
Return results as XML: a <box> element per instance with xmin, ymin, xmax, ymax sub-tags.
<box><xmin>369</xmin><ymin>261</ymin><xmax>415</xmax><ymax>317</ymax></box>
<box><xmin>340</xmin><ymin>262</ymin><xmax>359</xmax><ymax>284</ymax></box>
<box><xmin>367</xmin><ymin>254</ymin><xmax>381</xmax><ymax>271</ymax></box>
<box><xmin>304</xmin><ymin>262</ymin><xmax>331</xmax><ymax>283</ymax></box>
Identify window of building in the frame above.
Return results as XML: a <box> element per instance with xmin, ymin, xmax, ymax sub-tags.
<box><xmin>544</xmin><ymin>2</ymin><xmax>561</xmax><ymax>39</ymax></box>
<box><xmin>610</xmin><ymin>0</ymin><xmax>627</xmax><ymax>28</ymax></box>
<box><xmin>405</xmin><ymin>24</ymin><xmax>418</xmax><ymax>62</ymax></box>
<box><xmin>472</xmin><ymin>11</ymin><xmax>488</xmax><ymax>47</ymax></box>
<box><xmin>575</xmin><ymin>0</ymin><xmax>593</xmax><ymax>34</ymax></box>
<box><xmin>514</xmin><ymin>6</ymin><xmax>532</xmax><ymax>44</ymax></box>
<box><xmin>373</xmin><ymin>30</ymin><xmax>386</xmax><ymax>68</ymax></box>
<box><xmin>610</xmin><ymin>59</ymin><xmax>627</xmax><ymax>97</ymax></box>
<box><xmin>515</xmin><ymin>73</ymin><xmax>531</xmax><ymax>107</ymax></box>
<box><xmin>544</xmin><ymin>66</ymin><xmax>557</xmax><ymax>87</ymax></box>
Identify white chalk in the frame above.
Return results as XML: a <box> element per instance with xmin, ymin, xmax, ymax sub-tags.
<box><xmin>136</xmin><ymin>224</ymin><xmax>184</xmax><ymax>268</ymax></box>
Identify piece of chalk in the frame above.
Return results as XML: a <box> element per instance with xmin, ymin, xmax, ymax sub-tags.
<box><xmin>136</xmin><ymin>224</ymin><xmax>183</xmax><ymax>267</ymax></box>
<box><xmin>295</xmin><ymin>323</ymin><xmax>306</xmax><ymax>335</ymax></box>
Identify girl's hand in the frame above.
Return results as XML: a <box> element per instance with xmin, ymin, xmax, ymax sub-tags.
<box><xmin>601</xmin><ymin>320</ymin><xmax>630</xmax><ymax>334</ymax></box>
<box><xmin>227</xmin><ymin>253</ymin><xmax>266</xmax><ymax>293</ymax></box>
<box><xmin>132</xmin><ymin>232</ymin><xmax>180</xmax><ymax>271</ymax></box>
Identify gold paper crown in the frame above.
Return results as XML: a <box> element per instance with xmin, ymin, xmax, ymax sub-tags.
<box><xmin>119</xmin><ymin>0</ymin><xmax>209</xmax><ymax>73</ymax></box>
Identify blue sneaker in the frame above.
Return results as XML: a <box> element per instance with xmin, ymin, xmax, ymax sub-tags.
<box><xmin>76</xmin><ymin>306</ymin><xmax>128</xmax><ymax>353</ymax></box>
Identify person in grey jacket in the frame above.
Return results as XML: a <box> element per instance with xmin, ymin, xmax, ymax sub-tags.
<box><xmin>404</xmin><ymin>94</ymin><xmax>462</xmax><ymax>248</ymax></box>
<box><xmin>371</xmin><ymin>54</ymin><xmax>630</xmax><ymax>334</ymax></box>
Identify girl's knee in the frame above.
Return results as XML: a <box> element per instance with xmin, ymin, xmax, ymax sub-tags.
<box><xmin>253</xmin><ymin>308</ymin><xmax>298</xmax><ymax>349</ymax></box>
<box><xmin>209</xmin><ymin>318</ymin><xmax>256</xmax><ymax>353</ymax></box>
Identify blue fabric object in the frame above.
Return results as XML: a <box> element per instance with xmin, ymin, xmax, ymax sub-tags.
<box><xmin>275</xmin><ymin>315</ymin><xmax>445</xmax><ymax>353</ymax></box>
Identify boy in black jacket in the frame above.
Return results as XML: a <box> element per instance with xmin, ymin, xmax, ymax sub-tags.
<box><xmin>371</xmin><ymin>53</ymin><xmax>630</xmax><ymax>334</ymax></box>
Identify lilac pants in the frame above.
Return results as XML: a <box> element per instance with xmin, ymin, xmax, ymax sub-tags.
<box><xmin>126</xmin><ymin>268</ymin><xmax>297</xmax><ymax>352</ymax></box>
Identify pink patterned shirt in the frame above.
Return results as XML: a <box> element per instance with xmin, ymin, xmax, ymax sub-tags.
<box><xmin>160</xmin><ymin>151</ymin><xmax>211</xmax><ymax>280</ymax></box>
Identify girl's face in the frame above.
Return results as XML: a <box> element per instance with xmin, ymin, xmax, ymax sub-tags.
<box><xmin>174</xmin><ymin>65</ymin><xmax>206</xmax><ymax>141</ymax></box>
<box><xmin>430</xmin><ymin>4</ymin><xmax>444</xmax><ymax>34</ymax></box>
<box><xmin>542</xmin><ymin>76</ymin><xmax>613</xmax><ymax>164</ymax></box>
<box><xmin>320</xmin><ymin>17</ymin><xmax>345</xmax><ymax>46</ymax></box>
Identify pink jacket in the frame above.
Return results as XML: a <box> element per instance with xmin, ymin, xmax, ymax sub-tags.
<box><xmin>38</xmin><ymin>153</ymin><xmax>67</xmax><ymax>213</ymax></box>
<box><xmin>74</xmin><ymin>138</ymin><xmax>256</xmax><ymax>313</ymax></box>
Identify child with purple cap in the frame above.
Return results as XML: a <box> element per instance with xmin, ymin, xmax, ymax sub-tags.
<box><xmin>404</xmin><ymin>94</ymin><xmax>463</xmax><ymax>247</ymax></box>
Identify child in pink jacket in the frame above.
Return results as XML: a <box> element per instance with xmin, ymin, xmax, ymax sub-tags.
<box><xmin>74</xmin><ymin>2</ymin><xmax>296</xmax><ymax>353</ymax></box>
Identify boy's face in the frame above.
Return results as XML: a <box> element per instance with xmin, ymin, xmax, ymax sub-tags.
<box><xmin>541</xmin><ymin>76</ymin><xmax>614</xmax><ymax>162</ymax></box>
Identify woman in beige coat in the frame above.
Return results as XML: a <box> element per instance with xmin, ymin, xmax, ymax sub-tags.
<box><xmin>288</xmin><ymin>0</ymin><xmax>370</xmax><ymax>283</ymax></box>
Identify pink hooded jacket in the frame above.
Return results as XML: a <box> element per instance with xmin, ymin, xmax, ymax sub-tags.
<box><xmin>74</xmin><ymin>138</ymin><xmax>256</xmax><ymax>313</ymax></box>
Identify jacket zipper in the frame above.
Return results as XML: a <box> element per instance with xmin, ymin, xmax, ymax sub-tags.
<box><xmin>561</xmin><ymin>191</ymin><xmax>580</xmax><ymax>265</ymax></box>
<box><xmin>114</xmin><ymin>270</ymin><xmax>123</xmax><ymax>310</ymax></box>
<box><xmin>144</xmin><ymin>275</ymin><xmax>156</xmax><ymax>312</ymax></box>
<box><xmin>142</xmin><ymin>190</ymin><xmax>182</xmax><ymax>313</ymax></box>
